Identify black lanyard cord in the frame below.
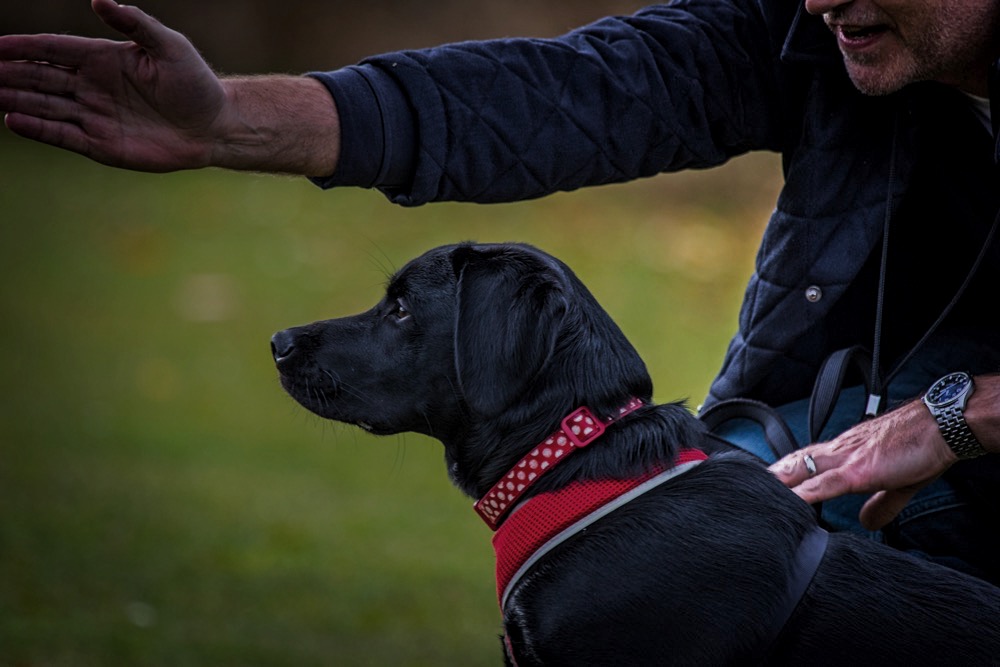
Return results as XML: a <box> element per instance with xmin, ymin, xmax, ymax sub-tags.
<box><xmin>869</xmin><ymin>117</ymin><xmax>1000</xmax><ymax>414</ymax></box>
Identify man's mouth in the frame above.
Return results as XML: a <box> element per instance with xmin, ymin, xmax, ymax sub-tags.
<box><xmin>838</xmin><ymin>24</ymin><xmax>889</xmax><ymax>41</ymax></box>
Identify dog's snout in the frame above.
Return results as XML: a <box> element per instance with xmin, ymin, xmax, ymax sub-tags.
<box><xmin>271</xmin><ymin>329</ymin><xmax>297</xmax><ymax>364</ymax></box>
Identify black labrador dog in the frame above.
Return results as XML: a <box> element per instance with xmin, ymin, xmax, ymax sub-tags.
<box><xmin>271</xmin><ymin>242</ymin><xmax>1000</xmax><ymax>666</ymax></box>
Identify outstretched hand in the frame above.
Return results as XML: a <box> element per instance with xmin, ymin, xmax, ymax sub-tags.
<box><xmin>0</xmin><ymin>0</ymin><xmax>226</xmax><ymax>171</ymax></box>
<box><xmin>768</xmin><ymin>399</ymin><xmax>959</xmax><ymax>530</ymax></box>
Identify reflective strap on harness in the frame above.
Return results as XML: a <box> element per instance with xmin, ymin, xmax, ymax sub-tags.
<box><xmin>498</xmin><ymin>454</ymin><xmax>707</xmax><ymax>611</ymax></box>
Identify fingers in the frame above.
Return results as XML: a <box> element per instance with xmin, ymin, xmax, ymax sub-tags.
<box><xmin>0</xmin><ymin>48</ymin><xmax>109</xmax><ymax>158</ymax></box>
<box><xmin>4</xmin><ymin>112</ymin><xmax>91</xmax><ymax>158</ymax></box>
<box><xmin>860</xmin><ymin>488</ymin><xmax>917</xmax><ymax>531</ymax></box>
<box><xmin>769</xmin><ymin>447</ymin><xmax>855</xmax><ymax>505</ymax></box>
<box><xmin>0</xmin><ymin>3</ymin><xmax>179</xmax><ymax>64</ymax></box>
<box><xmin>92</xmin><ymin>0</ymin><xmax>149</xmax><ymax>45</ymax></box>
<box><xmin>0</xmin><ymin>2</ymin><xmax>171</xmax><ymax>66</ymax></box>
<box><xmin>0</xmin><ymin>34</ymin><xmax>112</xmax><ymax>69</ymax></box>
<box><xmin>789</xmin><ymin>470</ymin><xmax>850</xmax><ymax>505</ymax></box>
<box><xmin>769</xmin><ymin>448</ymin><xmax>825</xmax><ymax>488</ymax></box>
<box><xmin>0</xmin><ymin>60</ymin><xmax>77</xmax><ymax>97</ymax></box>
<box><xmin>0</xmin><ymin>71</ymin><xmax>94</xmax><ymax>125</ymax></box>
<box><xmin>91</xmin><ymin>0</ymin><xmax>181</xmax><ymax>60</ymax></box>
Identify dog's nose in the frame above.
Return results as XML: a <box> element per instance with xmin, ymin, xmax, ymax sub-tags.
<box><xmin>271</xmin><ymin>329</ymin><xmax>297</xmax><ymax>364</ymax></box>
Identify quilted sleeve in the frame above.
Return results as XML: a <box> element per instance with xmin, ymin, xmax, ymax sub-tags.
<box><xmin>311</xmin><ymin>0</ymin><xmax>791</xmax><ymax>206</ymax></box>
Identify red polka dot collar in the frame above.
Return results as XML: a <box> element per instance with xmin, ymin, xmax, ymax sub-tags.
<box><xmin>474</xmin><ymin>397</ymin><xmax>646</xmax><ymax>529</ymax></box>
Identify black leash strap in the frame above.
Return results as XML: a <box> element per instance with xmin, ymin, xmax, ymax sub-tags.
<box><xmin>697</xmin><ymin>398</ymin><xmax>799</xmax><ymax>461</ymax></box>
<box><xmin>807</xmin><ymin>345</ymin><xmax>877</xmax><ymax>443</ymax></box>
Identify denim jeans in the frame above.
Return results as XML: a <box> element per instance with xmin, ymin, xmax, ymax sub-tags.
<box><xmin>710</xmin><ymin>335</ymin><xmax>1000</xmax><ymax>585</ymax></box>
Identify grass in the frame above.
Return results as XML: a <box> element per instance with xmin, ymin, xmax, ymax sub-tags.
<box><xmin>0</xmin><ymin>131</ymin><xmax>781</xmax><ymax>666</ymax></box>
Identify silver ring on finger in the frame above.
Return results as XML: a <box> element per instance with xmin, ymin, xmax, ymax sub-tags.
<box><xmin>803</xmin><ymin>453</ymin><xmax>818</xmax><ymax>477</ymax></box>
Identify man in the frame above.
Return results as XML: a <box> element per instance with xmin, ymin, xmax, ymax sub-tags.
<box><xmin>2</xmin><ymin>0</ymin><xmax>998</xmax><ymax>580</ymax></box>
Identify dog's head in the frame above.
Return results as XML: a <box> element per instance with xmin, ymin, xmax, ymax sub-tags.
<box><xmin>272</xmin><ymin>242</ymin><xmax>652</xmax><ymax>496</ymax></box>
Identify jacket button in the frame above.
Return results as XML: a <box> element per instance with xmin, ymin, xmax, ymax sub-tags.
<box><xmin>805</xmin><ymin>286</ymin><xmax>823</xmax><ymax>303</ymax></box>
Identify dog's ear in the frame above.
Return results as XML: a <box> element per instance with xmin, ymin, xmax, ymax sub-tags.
<box><xmin>453</xmin><ymin>246</ymin><xmax>568</xmax><ymax>418</ymax></box>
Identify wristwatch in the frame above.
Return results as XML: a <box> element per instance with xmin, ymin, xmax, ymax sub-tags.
<box><xmin>923</xmin><ymin>371</ymin><xmax>987</xmax><ymax>459</ymax></box>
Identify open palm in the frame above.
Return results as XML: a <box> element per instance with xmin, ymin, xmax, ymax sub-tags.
<box><xmin>0</xmin><ymin>0</ymin><xmax>226</xmax><ymax>172</ymax></box>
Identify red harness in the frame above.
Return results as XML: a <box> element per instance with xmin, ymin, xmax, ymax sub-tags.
<box><xmin>482</xmin><ymin>403</ymin><xmax>828</xmax><ymax>666</ymax></box>
<box><xmin>472</xmin><ymin>399</ymin><xmax>707</xmax><ymax>607</ymax></box>
<box><xmin>493</xmin><ymin>449</ymin><xmax>707</xmax><ymax>606</ymax></box>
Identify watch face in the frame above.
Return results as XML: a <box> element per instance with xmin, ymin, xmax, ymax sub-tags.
<box><xmin>927</xmin><ymin>372</ymin><xmax>970</xmax><ymax>406</ymax></box>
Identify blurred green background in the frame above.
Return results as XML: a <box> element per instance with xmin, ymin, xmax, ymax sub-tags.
<box><xmin>1</xmin><ymin>2</ymin><xmax>781</xmax><ymax>665</ymax></box>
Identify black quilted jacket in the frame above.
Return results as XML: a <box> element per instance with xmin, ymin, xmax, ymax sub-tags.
<box><xmin>311</xmin><ymin>0</ymin><xmax>1000</xmax><ymax>408</ymax></box>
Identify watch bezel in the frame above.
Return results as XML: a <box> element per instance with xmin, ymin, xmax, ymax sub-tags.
<box><xmin>924</xmin><ymin>371</ymin><xmax>973</xmax><ymax>409</ymax></box>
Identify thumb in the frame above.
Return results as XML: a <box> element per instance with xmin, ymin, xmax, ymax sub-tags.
<box><xmin>859</xmin><ymin>488</ymin><xmax>917</xmax><ymax>531</ymax></box>
<box><xmin>91</xmin><ymin>0</ymin><xmax>177</xmax><ymax>58</ymax></box>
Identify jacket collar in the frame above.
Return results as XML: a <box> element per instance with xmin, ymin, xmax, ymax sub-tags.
<box><xmin>780</xmin><ymin>4</ymin><xmax>841</xmax><ymax>66</ymax></box>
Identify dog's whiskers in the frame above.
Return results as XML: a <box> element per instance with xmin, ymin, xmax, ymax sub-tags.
<box><xmin>418</xmin><ymin>408</ymin><xmax>438</xmax><ymax>440</ymax></box>
<box><xmin>363</xmin><ymin>240</ymin><xmax>398</xmax><ymax>283</ymax></box>
<box><xmin>339</xmin><ymin>382</ymin><xmax>368</xmax><ymax>404</ymax></box>
<box><xmin>334</xmin><ymin>377</ymin><xmax>376</xmax><ymax>408</ymax></box>
<box><xmin>390</xmin><ymin>434</ymin><xmax>407</xmax><ymax>476</ymax></box>
<box><xmin>311</xmin><ymin>377</ymin><xmax>336</xmax><ymax>413</ymax></box>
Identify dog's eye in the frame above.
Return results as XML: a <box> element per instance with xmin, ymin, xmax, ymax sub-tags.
<box><xmin>392</xmin><ymin>300</ymin><xmax>410</xmax><ymax>321</ymax></box>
